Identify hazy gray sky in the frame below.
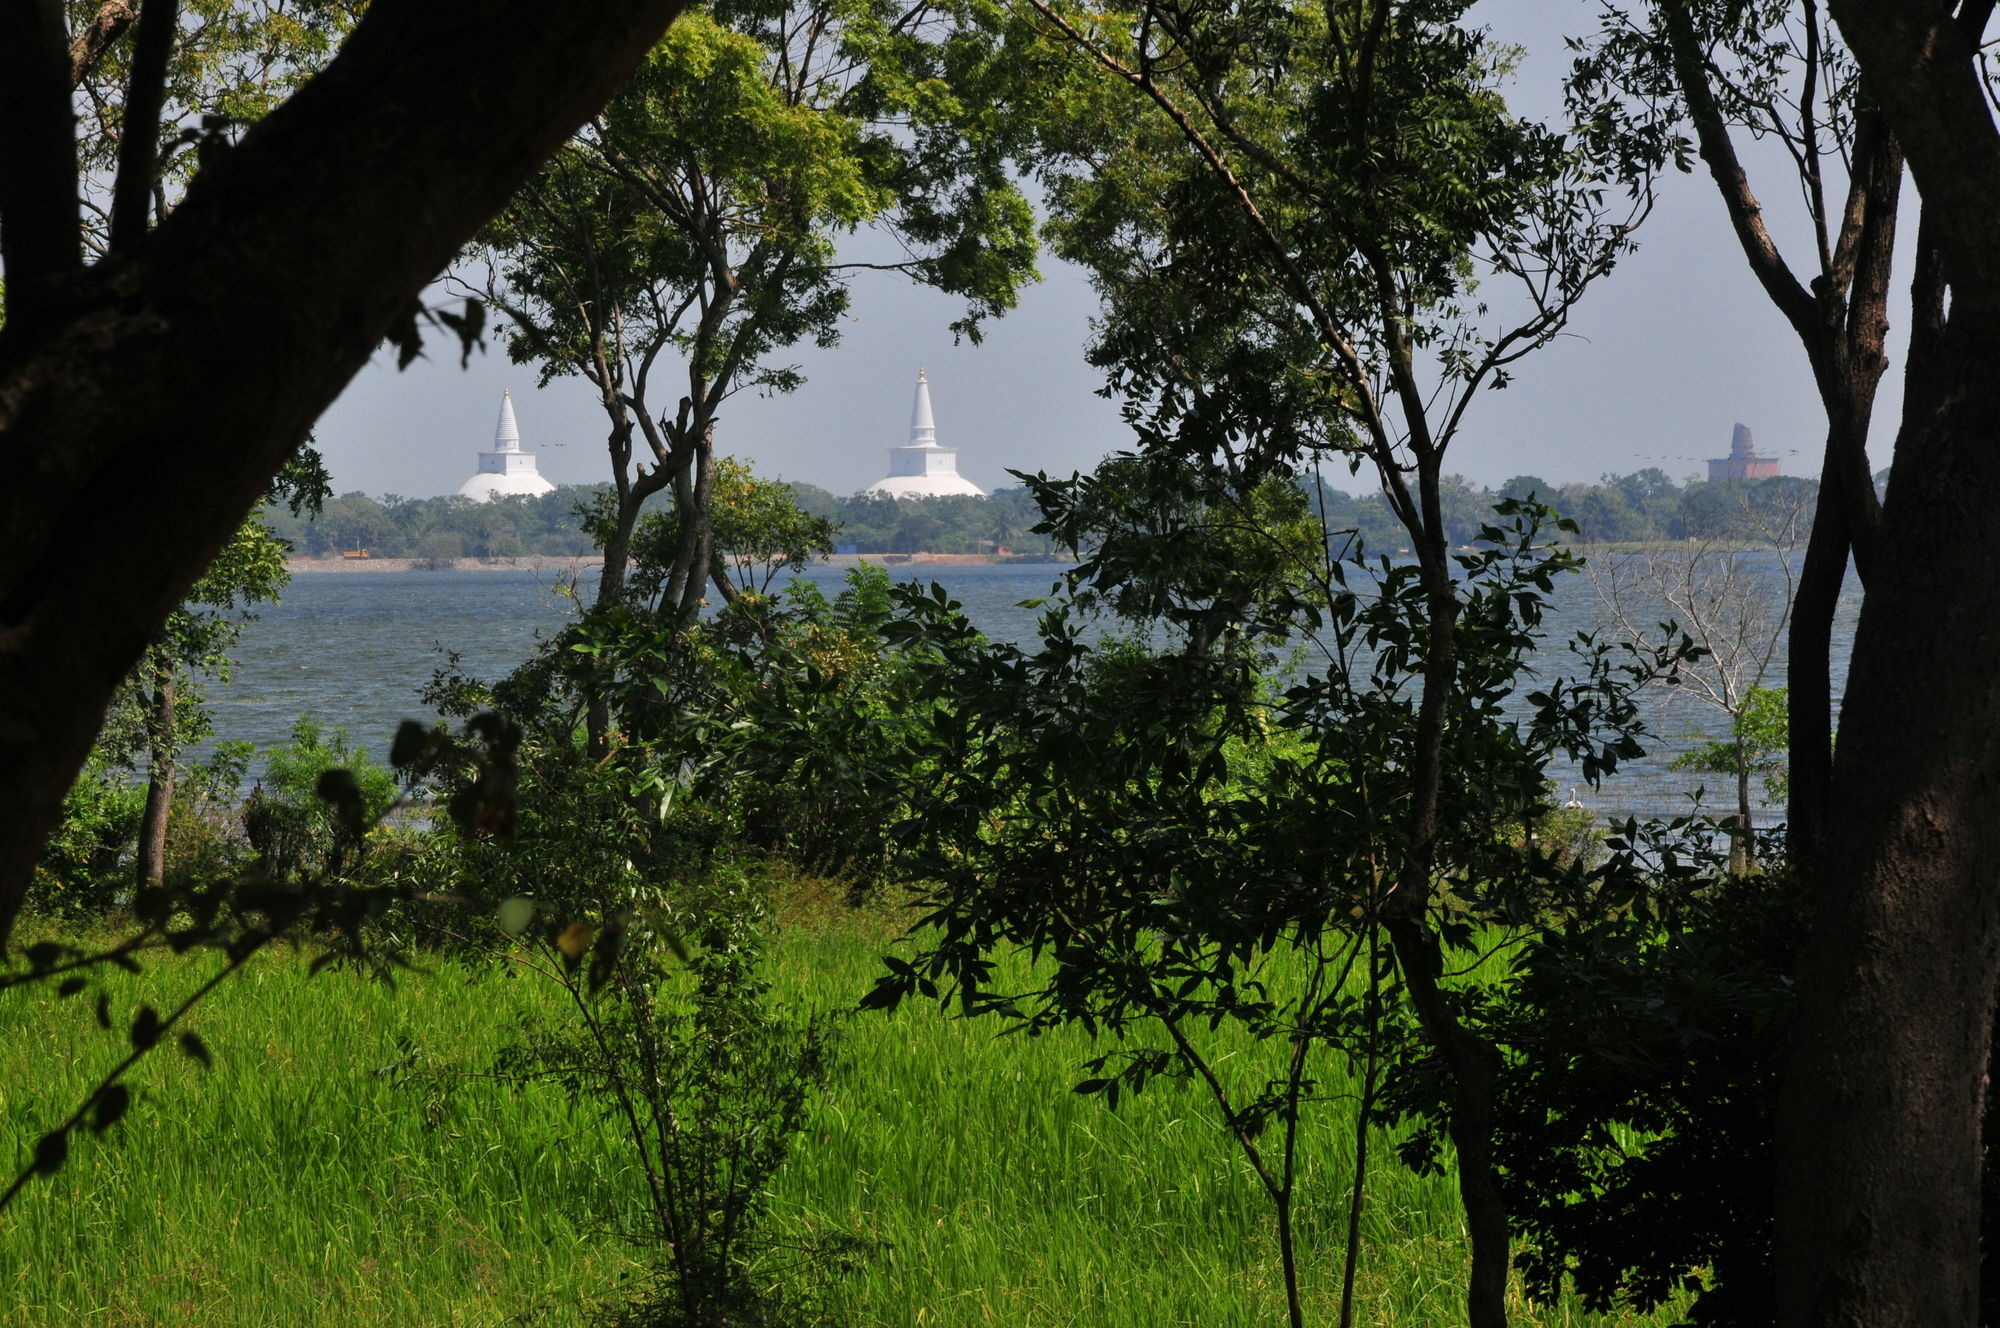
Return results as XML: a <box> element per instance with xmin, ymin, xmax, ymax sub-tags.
<box><xmin>312</xmin><ymin>1</ymin><xmax>1900</xmax><ymax>500</ymax></box>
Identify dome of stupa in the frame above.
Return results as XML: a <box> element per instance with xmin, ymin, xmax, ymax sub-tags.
<box><xmin>864</xmin><ymin>370</ymin><xmax>985</xmax><ymax>499</ymax></box>
<box><xmin>459</xmin><ymin>390</ymin><xmax>557</xmax><ymax>500</ymax></box>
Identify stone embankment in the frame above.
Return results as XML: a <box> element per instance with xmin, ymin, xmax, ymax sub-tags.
<box><xmin>286</xmin><ymin>555</ymin><xmax>604</xmax><ymax>574</ymax></box>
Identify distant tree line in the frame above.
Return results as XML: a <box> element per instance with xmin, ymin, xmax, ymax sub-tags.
<box><xmin>1307</xmin><ymin>468</ymin><xmax>1881</xmax><ymax>550</ymax></box>
<box><xmin>782</xmin><ymin>485</ymin><xmax>1055</xmax><ymax>556</ymax></box>
<box><xmin>264</xmin><ymin>488</ymin><xmax>606</xmax><ymax>560</ymax></box>
<box><xmin>267</xmin><ymin>468</ymin><xmax>1868</xmax><ymax>562</ymax></box>
<box><xmin>267</xmin><ymin>482</ymin><xmax>1062</xmax><ymax>560</ymax></box>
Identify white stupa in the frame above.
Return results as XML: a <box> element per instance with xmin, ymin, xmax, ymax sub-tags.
<box><xmin>457</xmin><ymin>390</ymin><xmax>557</xmax><ymax>501</ymax></box>
<box><xmin>864</xmin><ymin>370</ymin><xmax>985</xmax><ymax>498</ymax></box>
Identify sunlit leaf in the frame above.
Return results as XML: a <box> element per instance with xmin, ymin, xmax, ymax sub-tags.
<box><xmin>555</xmin><ymin>922</ymin><xmax>596</xmax><ymax>973</ymax></box>
<box><xmin>497</xmin><ymin>897</ymin><xmax>537</xmax><ymax>937</ymax></box>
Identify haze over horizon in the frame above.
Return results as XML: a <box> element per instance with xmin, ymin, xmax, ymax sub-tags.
<box><xmin>312</xmin><ymin>0</ymin><xmax>1905</xmax><ymax>504</ymax></box>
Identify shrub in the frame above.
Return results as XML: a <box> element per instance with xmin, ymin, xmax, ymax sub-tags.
<box><xmin>247</xmin><ymin>719</ymin><xmax>400</xmax><ymax>877</ymax></box>
<box><xmin>493</xmin><ymin>867</ymin><xmax>857</xmax><ymax>1326</ymax></box>
<box><xmin>26</xmin><ymin>756</ymin><xmax>147</xmax><ymax>918</ymax></box>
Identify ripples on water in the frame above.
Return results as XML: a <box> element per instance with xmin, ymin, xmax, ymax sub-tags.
<box><xmin>217</xmin><ymin>557</ymin><xmax>1858</xmax><ymax>822</ymax></box>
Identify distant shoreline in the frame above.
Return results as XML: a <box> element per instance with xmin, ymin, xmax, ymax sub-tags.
<box><xmin>285</xmin><ymin>552</ymin><xmax>1068</xmax><ymax>574</ymax></box>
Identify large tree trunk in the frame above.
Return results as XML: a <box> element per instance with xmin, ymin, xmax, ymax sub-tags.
<box><xmin>598</xmin><ymin>506</ymin><xmax>635</xmax><ymax>607</ymax></box>
<box><xmin>1782</xmin><ymin>3</ymin><xmax>2000</xmax><ymax>1322</ymax></box>
<box><xmin>136</xmin><ymin>653</ymin><xmax>175</xmax><ymax>891</ymax></box>
<box><xmin>1775</xmin><ymin>311</ymin><xmax>2000</xmax><ymax>1328</ymax></box>
<box><xmin>0</xmin><ymin>0</ymin><xmax>688</xmax><ymax>947</ymax></box>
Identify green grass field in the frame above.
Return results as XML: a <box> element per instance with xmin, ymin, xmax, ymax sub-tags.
<box><xmin>0</xmin><ymin>906</ymin><xmax>1681</xmax><ymax>1326</ymax></box>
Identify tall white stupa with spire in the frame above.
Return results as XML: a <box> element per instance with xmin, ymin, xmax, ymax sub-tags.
<box><xmin>864</xmin><ymin>369</ymin><xmax>985</xmax><ymax>498</ymax></box>
<box><xmin>458</xmin><ymin>390</ymin><xmax>557</xmax><ymax>501</ymax></box>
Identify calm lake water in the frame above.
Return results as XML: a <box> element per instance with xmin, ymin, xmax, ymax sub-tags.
<box><xmin>215</xmin><ymin>557</ymin><xmax>1859</xmax><ymax>822</ymax></box>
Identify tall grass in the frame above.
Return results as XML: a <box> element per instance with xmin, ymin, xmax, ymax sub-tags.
<box><xmin>1</xmin><ymin>909</ymin><xmax>1683</xmax><ymax>1326</ymax></box>
<box><xmin>0</xmin><ymin>945</ymin><xmax>645</xmax><ymax>1327</ymax></box>
<box><xmin>764</xmin><ymin>918</ymin><xmax>1672</xmax><ymax>1328</ymax></box>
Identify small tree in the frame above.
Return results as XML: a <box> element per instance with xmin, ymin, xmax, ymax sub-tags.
<box><xmin>994</xmin><ymin>1</ymin><xmax>1653</xmax><ymax>1318</ymax></box>
<box><xmin>491</xmin><ymin>875</ymin><xmax>845</xmax><ymax>1328</ymax></box>
<box><xmin>121</xmin><ymin>518</ymin><xmax>289</xmax><ymax>890</ymax></box>
<box><xmin>1589</xmin><ymin>479</ymin><xmax>1809</xmax><ymax>872</ymax></box>
<box><xmin>624</xmin><ymin>456</ymin><xmax>835</xmax><ymax>611</ymax></box>
<box><xmin>866</xmin><ymin>474</ymin><xmax>1684</xmax><ymax>1328</ymax></box>
<box><xmin>1673</xmin><ymin>684</ymin><xmax>1790</xmax><ymax>828</ymax></box>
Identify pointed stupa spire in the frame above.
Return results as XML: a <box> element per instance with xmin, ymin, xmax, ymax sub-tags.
<box><xmin>459</xmin><ymin>389</ymin><xmax>556</xmax><ymax>500</ymax></box>
<box><xmin>908</xmin><ymin>368</ymin><xmax>938</xmax><ymax>447</ymax></box>
<box><xmin>865</xmin><ymin>368</ymin><xmax>984</xmax><ymax>498</ymax></box>
<box><xmin>494</xmin><ymin>388</ymin><xmax>522</xmax><ymax>453</ymax></box>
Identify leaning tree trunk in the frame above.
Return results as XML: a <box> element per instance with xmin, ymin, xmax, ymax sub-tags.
<box><xmin>597</xmin><ymin>492</ymin><xmax>637</xmax><ymax>608</ymax></box>
<box><xmin>0</xmin><ymin>0</ymin><xmax>689</xmax><ymax>948</ymax></box>
<box><xmin>135</xmin><ymin>652</ymin><xmax>176</xmax><ymax>891</ymax></box>
<box><xmin>667</xmin><ymin>429</ymin><xmax>718</xmax><ymax>618</ymax></box>
<box><xmin>1775</xmin><ymin>310</ymin><xmax>2000</xmax><ymax>1328</ymax></box>
<box><xmin>1380</xmin><ymin>507</ymin><xmax>1512</xmax><ymax>1328</ymax></box>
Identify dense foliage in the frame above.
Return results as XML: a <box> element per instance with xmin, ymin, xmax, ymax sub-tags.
<box><xmin>263</xmin><ymin>487</ymin><xmax>610</xmax><ymax>560</ymax></box>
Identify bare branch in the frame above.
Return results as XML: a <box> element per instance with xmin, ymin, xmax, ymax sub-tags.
<box><xmin>1661</xmin><ymin>1</ymin><xmax>1819</xmax><ymax>337</ymax></box>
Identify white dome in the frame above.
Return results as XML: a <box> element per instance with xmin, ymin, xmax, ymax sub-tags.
<box><xmin>865</xmin><ymin>472</ymin><xmax>986</xmax><ymax>498</ymax></box>
<box><xmin>459</xmin><ymin>390</ymin><xmax>556</xmax><ymax>501</ymax></box>
<box><xmin>864</xmin><ymin>370</ymin><xmax>986</xmax><ymax>499</ymax></box>
<box><xmin>459</xmin><ymin>470</ymin><xmax>556</xmax><ymax>500</ymax></box>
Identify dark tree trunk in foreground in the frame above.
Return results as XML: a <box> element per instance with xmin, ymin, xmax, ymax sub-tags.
<box><xmin>1782</xmin><ymin>2</ymin><xmax>2000</xmax><ymax>1323</ymax></box>
<box><xmin>0</xmin><ymin>0</ymin><xmax>688</xmax><ymax>947</ymax></box>
<box><xmin>1777</xmin><ymin>313</ymin><xmax>2000</xmax><ymax>1326</ymax></box>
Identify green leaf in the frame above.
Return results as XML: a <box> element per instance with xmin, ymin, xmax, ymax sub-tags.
<box><xmin>390</xmin><ymin>720</ymin><xmax>431</xmax><ymax>769</ymax></box>
<box><xmin>497</xmin><ymin>897</ymin><xmax>537</xmax><ymax>937</ymax></box>
<box><xmin>31</xmin><ymin>1130</ymin><xmax>68</xmax><ymax>1178</ymax></box>
<box><xmin>179</xmin><ymin>1032</ymin><xmax>213</xmax><ymax>1069</ymax></box>
<box><xmin>90</xmin><ymin>1084</ymin><xmax>131</xmax><ymax>1134</ymax></box>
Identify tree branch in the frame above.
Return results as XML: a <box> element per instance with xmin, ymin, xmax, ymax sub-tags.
<box><xmin>1660</xmin><ymin>1</ymin><xmax>1819</xmax><ymax>337</ymax></box>
<box><xmin>1830</xmin><ymin>0</ymin><xmax>2000</xmax><ymax>309</ymax></box>
<box><xmin>70</xmin><ymin>0</ymin><xmax>139</xmax><ymax>84</ymax></box>
<box><xmin>110</xmin><ymin>0</ymin><xmax>182</xmax><ymax>251</ymax></box>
